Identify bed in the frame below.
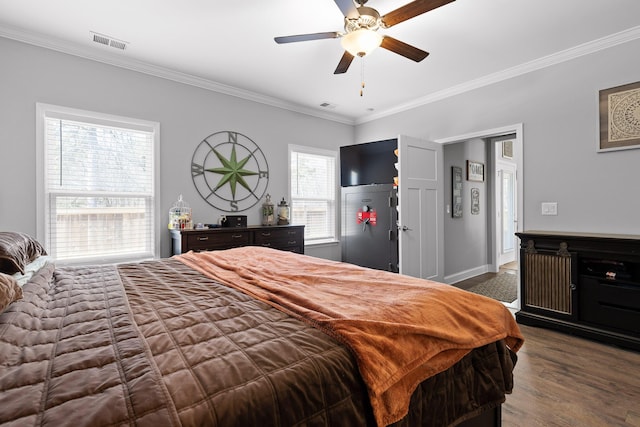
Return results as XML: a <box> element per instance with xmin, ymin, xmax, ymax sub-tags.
<box><xmin>0</xmin><ymin>232</ymin><xmax>523</xmax><ymax>427</ymax></box>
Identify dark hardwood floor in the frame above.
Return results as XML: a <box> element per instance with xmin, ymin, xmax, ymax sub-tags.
<box><xmin>453</xmin><ymin>262</ymin><xmax>639</xmax><ymax>425</ymax></box>
<box><xmin>503</xmin><ymin>324</ymin><xmax>640</xmax><ymax>426</ymax></box>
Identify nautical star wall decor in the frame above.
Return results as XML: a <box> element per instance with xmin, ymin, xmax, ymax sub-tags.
<box><xmin>191</xmin><ymin>131</ymin><xmax>269</xmax><ymax>212</ymax></box>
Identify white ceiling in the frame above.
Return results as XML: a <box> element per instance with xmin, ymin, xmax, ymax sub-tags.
<box><xmin>1</xmin><ymin>0</ymin><xmax>639</xmax><ymax>124</ymax></box>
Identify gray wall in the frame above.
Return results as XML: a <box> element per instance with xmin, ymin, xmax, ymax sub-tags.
<box><xmin>0</xmin><ymin>37</ymin><xmax>353</xmax><ymax>259</ymax></box>
<box><xmin>2</xmin><ymin>35</ymin><xmax>639</xmax><ymax>275</ymax></box>
<box><xmin>356</xmin><ymin>39</ymin><xmax>640</xmax><ymax>240</ymax></box>
<box><xmin>443</xmin><ymin>139</ymin><xmax>488</xmax><ymax>279</ymax></box>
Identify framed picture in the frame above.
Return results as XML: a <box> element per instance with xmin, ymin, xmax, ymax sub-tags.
<box><xmin>599</xmin><ymin>80</ymin><xmax>640</xmax><ymax>152</ymax></box>
<box><xmin>471</xmin><ymin>188</ymin><xmax>480</xmax><ymax>215</ymax></box>
<box><xmin>452</xmin><ymin>166</ymin><xmax>463</xmax><ymax>218</ymax></box>
<box><xmin>466</xmin><ymin>160</ymin><xmax>484</xmax><ymax>182</ymax></box>
<box><xmin>502</xmin><ymin>140</ymin><xmax>513</xmax><ymax>159</ymax></box>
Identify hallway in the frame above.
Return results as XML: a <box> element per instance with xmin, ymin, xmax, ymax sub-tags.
<box><xmin>453</xmin><ymin>261</ymin><xmax>517</xmax><ymax>294</ymax></box>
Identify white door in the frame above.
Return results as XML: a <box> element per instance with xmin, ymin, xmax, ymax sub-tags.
<box><xmin>398</xmin><ymin>135</ymin><xmax>444</xmax><ymax>281</ymax></box>
<box><xmin>497</xmin><ymin>162</ymin><xmax>517</xmax><ymax>266</ymax></box>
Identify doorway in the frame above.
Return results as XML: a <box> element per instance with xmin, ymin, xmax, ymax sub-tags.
<box><xmin>437</xmin><ymin>124</ymin><xmax>523</xmax><ymax>310</ymax></box>
<box><xmin>499</xmin><ymin>164</ymin><xmax>517</xmax><ymax>265</ymax></box>
<box><xmin>494</xmin><ymin>138</ymin><xmax>518</xmax><ymax>268</ymax></box>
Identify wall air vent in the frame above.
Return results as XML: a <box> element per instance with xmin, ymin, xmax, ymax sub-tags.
<box><xmin>91</xmin><ymin>32</ymin><xmax>128</xmax><ymax>50</ymax></box>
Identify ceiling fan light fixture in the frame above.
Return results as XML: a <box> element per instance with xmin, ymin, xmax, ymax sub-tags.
<box><xmin>341</xmin><ymin>29</ymin><xmax>382</xmax><ymax>57</ymax></box>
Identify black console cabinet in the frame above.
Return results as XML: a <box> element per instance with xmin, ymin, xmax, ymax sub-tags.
<box><xmin>516</xmin><ymin>231</ymin><xmax>640</xmax><ymax>351</ymax></box>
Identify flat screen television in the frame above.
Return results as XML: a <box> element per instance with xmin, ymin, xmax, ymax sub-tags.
<box><xmin>340</xmin><ymin>139</ymin><xmax>397</xmax><ymax>187</ymax></box>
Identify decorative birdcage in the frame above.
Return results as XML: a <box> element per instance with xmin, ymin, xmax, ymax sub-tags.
<box><xmin>168</xmin><ymin>195</ymin><xmax>193</xmax><ymax>230</ymax></box>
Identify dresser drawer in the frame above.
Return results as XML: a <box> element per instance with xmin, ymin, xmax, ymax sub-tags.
<box><xmin>254</xmin><ymin>228</ymin><xmax>303</xmax><ymax>248</ymax></box>
<box><xmin>186</xmin><ymin>230</ymin><xmax>250</xmax><ymax>251</ymax></box>
<box><xmin>171</xmin><ymin>226</ymin><xmax>304</xmax><ymax>255</ymax></box>
<box><xmin>579</xmin><ymin>276</ymin><xmax>640</xmax><ymax>335</ymax></box>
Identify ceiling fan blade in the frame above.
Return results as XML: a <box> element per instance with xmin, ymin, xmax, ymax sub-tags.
<box><xmin>334</xmin><ymin>0</ymin><xmax>360</xmax><ymax>19</ymax></box>
<box><xmin>381</xmin><ymin>0</ymin><xmax>455</xmax><ymax>28</ymax></box>
<box><xmin>274</xmin><ymin>32</ymin><xmax>340</xmax><ymax>44</ymax></box>
<box><xmin>334</xmin><ymin>51</ymin><xmax>355</xmax><ymax>74</ymax></box>
<box><xmin>380</xmin><ymin>36</ymin><xmax>429</xmax><ymax>62</ymax></box>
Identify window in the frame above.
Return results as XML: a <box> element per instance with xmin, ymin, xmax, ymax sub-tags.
<box><xmin>289</xmin><ymin>145</ymin><xmax>337</xmax><ymax>245</ymax></box>
<box><xmin>36</xmin><ymin>104</ymin><xmax>159</xmax><ymax>264</ymax></box>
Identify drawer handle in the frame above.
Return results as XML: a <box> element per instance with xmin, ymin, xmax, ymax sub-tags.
<box><xmin>288</xmin><ymin>241</ymin><xmax>297</xmax><ymax>245</ymax></box>
<box><xmin>288</xmin><ymin>231</ymin><xmax>296</xmax><ymax>235</ymax></box>
<box><xmin>262</xmin><ymin>243</ymin><xmax>271</xmax><ymax>247</ymax></box>
<box><xmin>197</xmin><ymin>236</ymin><xmax>209</xmax><ymax>241</ymax></box>
<box><xmin>261</xmin><ymin>232</ymin><xmax>271</xmax><ymax>237</ymax></box>
<box><xmin>232</xmin><ymin>234</ymin><xmax>243</xmax><ymax>239</ymax></box>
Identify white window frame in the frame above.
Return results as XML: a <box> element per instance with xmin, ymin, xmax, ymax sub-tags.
<box><xmin>36</xmin><ymin>103</ymin><xmax>161</xmax><ymax>264</ymax></box>
<box><xmin>288</xmin><ymin>144</ymin><xmax>339</xmax><ymax>246</ymax></box>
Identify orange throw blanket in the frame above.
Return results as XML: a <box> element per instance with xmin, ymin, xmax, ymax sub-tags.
<box><xmin>176</xmin><ymin>247</ymin><xmax>524</xmax><ymax>426</ymax></box>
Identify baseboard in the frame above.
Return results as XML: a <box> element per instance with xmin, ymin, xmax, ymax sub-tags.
<box><xmin>444</xmin><ymin>264</ymin><xmax>490</xmax><ymax>285</ymax></box>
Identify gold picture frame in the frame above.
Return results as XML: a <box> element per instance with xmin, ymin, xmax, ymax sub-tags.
<box><xmin>599</xmin><ymin>80</ymin><xmax>640</xmax><ymax>152</ymax></box>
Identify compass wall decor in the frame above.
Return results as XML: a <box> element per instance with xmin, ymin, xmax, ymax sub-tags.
<box><xmin>191</xmin><ymin>131</ymin><xmax>269</xmax><ymax>212</ymax></box>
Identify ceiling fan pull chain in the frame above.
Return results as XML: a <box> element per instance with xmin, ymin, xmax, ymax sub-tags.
<box><xmin>360</xmin><ymin>56</ymin><xmax>365</xmax><ymax>97</ymax></box>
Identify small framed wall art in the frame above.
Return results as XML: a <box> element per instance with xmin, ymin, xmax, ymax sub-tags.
<box><xmin>466</xmin><ymin>160</ymin><xmax>484</xmax><ymax>182</ymax></box>
<box><xmin>452</xmin><ymin>166</ymin><xmax>463</xmax><ymax>218</ymax></box>
<box><xmin>502</xmin><ymin>140</ymin><xmax>514</xmax><ymax>159</ymax></box>
<box><xmin>471</xmin><ymin>188</ymin><xmax>480</xmax><ymax>215</ymax></box>
<box><xmin>599</xmin><ymin>80</ymin><xmax>640</xmax><ymax>152</ymax></box>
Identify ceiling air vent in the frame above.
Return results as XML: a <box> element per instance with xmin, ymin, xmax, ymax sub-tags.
<box><xmin>92</xmin><ymin>33</ymin><xmax>110</xmax><ymax>46</ymax></box>
<box><xmin>91</xmin><ymin>32</ymin><xmax>128</xmax><ymax>50</ymax></box>
<box><xmin>319</xmin><ymin>102</ymin><xmax>337</xmax><ymax>109</ymax></box>
<box><xmin>109</xmin><ymin>39</ymin><xmax>127</xmax><ymax>50</ymax></box>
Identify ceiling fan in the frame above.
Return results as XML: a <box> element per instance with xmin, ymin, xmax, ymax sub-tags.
<box><xmin>274</xmin><ymin>0</ymin><xmax>455</xmax><ymax>74</ymax></box>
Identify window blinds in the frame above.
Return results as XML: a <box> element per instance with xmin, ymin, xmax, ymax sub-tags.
<box><xmin>44</xmin><ymin>116</ymin><xmax>155</xmax><ymax>263</ymax></box>
<box><xmin>290</xmin><ymin>149</ymin><xmax>336</xmax><ymax>243</ymax></box>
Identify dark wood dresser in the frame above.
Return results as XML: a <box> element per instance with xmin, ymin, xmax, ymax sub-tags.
<box><xmin>515</xmin><ymin>231</ymin><xmax>640</xmax><ymax>351</ymax></box>
<box><xmin>171</xmin><ymin>225</ymin><xmax>304</xmax><ymax>255</ymax></box>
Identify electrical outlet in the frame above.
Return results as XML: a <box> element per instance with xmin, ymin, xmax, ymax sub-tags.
<box><xmin>541</xmin><ymin>202</ymin><xmax>558</xmax><ymax>216</ymax></box>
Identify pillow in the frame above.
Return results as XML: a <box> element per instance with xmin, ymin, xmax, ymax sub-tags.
<box><xmin>13</xmin><ymin>255</ymin><xmax>53</xmax><ymax>287</ymax></box>
<box><xmin>0</xmin><ymin>272</ymin><xmax>23</xmax><ymax>314</ymax></box>
<box><xmin>0</xmin><ymin>232</ymin><xmax>47</xmax><ymax>275</ymax></box>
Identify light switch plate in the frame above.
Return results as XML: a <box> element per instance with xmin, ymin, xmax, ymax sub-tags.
<box><xmin>541</xmin><ymin>202</ymin><xmax>558</xmax><ymax>216</ymax></box>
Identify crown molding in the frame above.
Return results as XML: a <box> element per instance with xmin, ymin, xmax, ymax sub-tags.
<box><xmin>0</xmin><ymin>25</ymin><xmax>356</xmax><ymax>126</ymax></box>
<box><xmin>355</xmin><ymin>25</ymin><xmax>640</xmax><ymax>125</ymax></box>
<box><xmin>2</xmin><ymin>23</ymin><xmax>638</xmax><ymax>128</ymax></box>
